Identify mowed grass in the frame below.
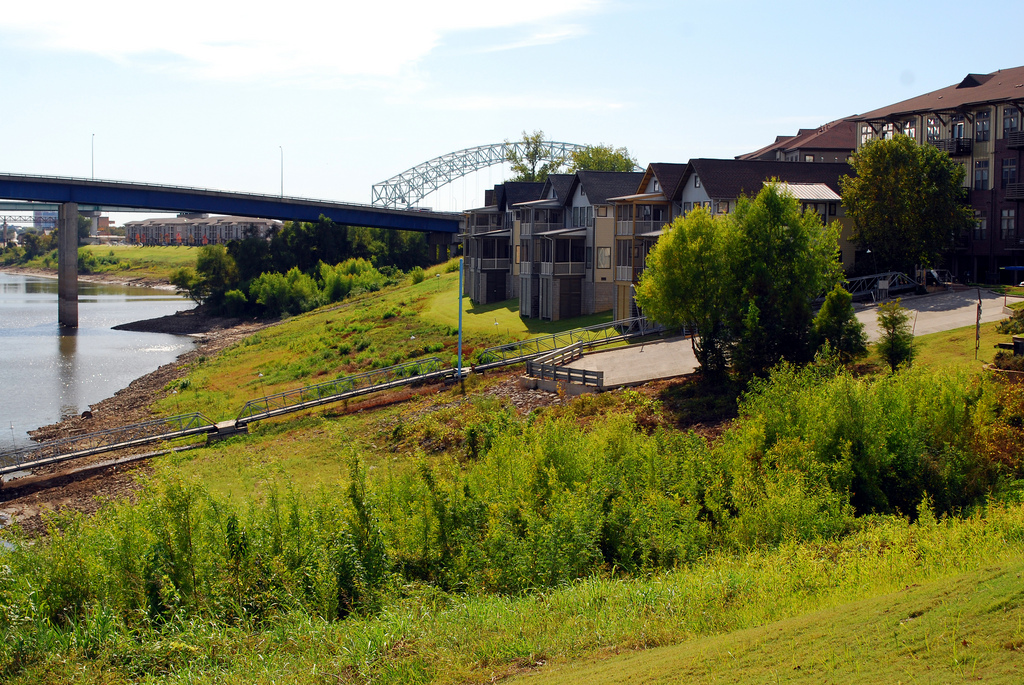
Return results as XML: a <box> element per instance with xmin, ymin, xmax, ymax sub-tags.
<box><xmin>153</xmin><ymin>267</ymin><xmax>611</xmax><ymax>423</ymax></box>
<box><xmin>861</xmin><ymin>318</ymin><xmax>1011</xmax><ymax>373</ymax></box>
<box><xmin>24</xmin><ymin>244</ymin><xmax>198</xmax><ymax>281</ymax></box>
<box><xmin>515</xmin><ymin>557</ymin><xmax>1024</xmax><ymax>684</ymax></box>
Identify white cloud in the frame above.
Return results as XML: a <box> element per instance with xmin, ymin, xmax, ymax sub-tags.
<box><xmin>0</xmin><ymin>0</ymin><xmax>602</xmax><ymax>84</ymax></box>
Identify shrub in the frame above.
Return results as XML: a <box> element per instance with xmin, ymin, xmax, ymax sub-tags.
<box><xmin>996</xmin><ymin>307</ymin><xmax>1024</xmax><ymax>335</ymax></box>
<box><xmin>813</xmin><ymin>285</ymin><xmax>867</xmax><ymax>361</ymax></box>
<box><xmin>876</xmin><ymin>299</ymin><xmax>915</xmax><ymax>372</ymax></box>
<box><xmin>409</xmin><ymin>266</ymin><xmax>426</xmax><ymax>284</ymax></box>
<box><xmin>221</xmin><ymin>289</ymin><xmax>248</xmax><ymax>317</ymax></box>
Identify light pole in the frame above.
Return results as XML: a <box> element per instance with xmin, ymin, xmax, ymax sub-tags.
<box><xmin>279</xmin><ymin>146</ymin><xmax>283</xmax><ymax>197</ymax></box>
<box><xmin>91</xmin><ymin>133</ymin><xmax>95</xmax><ymax>179</ymax></box>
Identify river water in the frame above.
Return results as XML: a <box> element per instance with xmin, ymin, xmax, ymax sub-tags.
<box><xmin>0</xmin><ymin>272</ymin><xmax>195</xmax><ymax>454</ymax></box>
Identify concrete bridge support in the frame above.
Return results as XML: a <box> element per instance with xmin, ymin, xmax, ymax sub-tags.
<box><xmin>58</xmin><ymin>202</ymin><xmax>78</xmax><ymax>328</ymax></box>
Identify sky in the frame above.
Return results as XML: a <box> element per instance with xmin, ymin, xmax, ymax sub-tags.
<box><xmin>2</xmin><ymin>0</ymin><xmax>1024</xmax><ymax>217</ymax></box>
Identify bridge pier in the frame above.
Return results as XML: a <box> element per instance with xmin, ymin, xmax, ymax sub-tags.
<box><xmin>58</xmin><ymin>202</ymin><xmax>78</xmax><ymax>328</ymax></box>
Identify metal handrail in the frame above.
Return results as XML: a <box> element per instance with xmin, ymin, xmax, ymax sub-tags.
<box><xmin>236</xmin><ymin>357</ymin><xmax>446</xmax><ymax>423</ymax></box>
<box><xmin>475</xmin><ymin>316</ymin><xmax>661</xmax><ymax>369</ymax></box>
<box><xmin>1</xmin><ymin>412</ymin><xmax>215</xmax><ymax>476</ymax></box>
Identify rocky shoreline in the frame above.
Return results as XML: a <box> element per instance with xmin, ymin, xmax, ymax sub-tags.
<box><xmin>1</xmin><ymin>268</ymin><xmax>271</xmax><ymax>533</ymax></box>
<box><xmin>0</xmin><ymin>265</ymin><xmax>178</xmax><ymax>290</ymax></box>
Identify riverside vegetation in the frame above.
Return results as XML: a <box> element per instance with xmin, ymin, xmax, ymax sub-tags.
<box><xmin>2</xmin><ymin>260</ymin><xmax>1024</xmax><ymax>682</ymax></box>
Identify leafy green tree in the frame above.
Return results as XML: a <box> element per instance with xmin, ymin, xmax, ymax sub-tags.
<box><xmin>730</xmin><ymin>182</ymin><xmax>844</xmax><ymax>377</ymax></box>
<box><xmin>841</xmin><ymin>136</ymin><xmax>974</xmax><ymax>273</ymax></box>
<box><xmin>568</xmin><ymin>144</ymin><xmax>638</xmax><ymax>173</ymax></box>
<box><xmin>876</xmin><ymin>299</ymin><xmax>915</xmax><ymax>371</ymax></box>
<box><xmin>170</xmin><ymin>244</ymin><xmax>239</xmax><ymax>307</ymax></box>
<box><xmin>812</xmin><ymin>285</ymin><xmax>867</xmax><ymax>361</ymax></box>
<box><xmin>635</xmin><ymin>206</ymin><xmax>736</xmax><ymax>378</ymax></box>
<box><xmin>77</xmin><ymin>214</ymin><xmax>92</xmax><ymax>243</ymax></box>
<box><xmin>505</xmin><ymin>130</ymin><xmax>565</xmax><ymax>182</ymax></box>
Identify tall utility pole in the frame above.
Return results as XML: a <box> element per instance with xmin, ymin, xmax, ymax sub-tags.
<box><xmin>91</xmin><ymin>134</ymin><xmax>95</xmax><ymax>179</ymax></box>
<box><xmin>279</xmin><ymin>146</ymin><xmax>283</xmax><ymax>197</ymax></box>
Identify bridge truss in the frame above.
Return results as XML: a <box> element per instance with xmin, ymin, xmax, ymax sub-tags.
<box><xmin>371</xmin><ymin>141</ymin><xmax>588</xmax><ymax>209</ymax></box>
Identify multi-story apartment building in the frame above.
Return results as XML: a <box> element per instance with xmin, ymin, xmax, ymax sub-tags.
<box><xmin>462</xmin><ymin>181</ymin><xmax>544</xmax><ymax>304</ymax></box>
<box><xmin>851</xmin><ymin>67</ymin><xmax>1024</xmax><ymax>282</ymax></box>
<box><xmin>515</xmin><ymin>170</ymin><xmax>643</xmax><ymax>320</ymax></box>
<box><xmin>610</xmin><ymin>159</ymin><xmax>857</xmax><ymax>319</ymax></box>
<box><xmin>126</xmin><ymin>214</ymin><xmax>282</xmax><ymax>246</ymax></box>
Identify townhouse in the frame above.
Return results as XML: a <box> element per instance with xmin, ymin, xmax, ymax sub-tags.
<box><xmin>851</xmin><ymin>66</ymin><xmax>1024</xmax><ymax>283</ymax></box>
<box><xmin>609</xmin><ymin>159</ymin><xmax>857</xmax><ymax>320</ymax></box>
<box><xmin>515</xmin><ymin>171</ymin><xmax>643</xmax><ymax>320</ymax></box>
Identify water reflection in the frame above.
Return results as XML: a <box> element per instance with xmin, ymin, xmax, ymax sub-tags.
<box><xmin>0</xmin><ymin>272</ymin><xmax>196</xmax><ymax>449</ymax></box>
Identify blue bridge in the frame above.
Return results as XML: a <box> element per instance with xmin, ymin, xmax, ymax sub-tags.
<box><xmin>0</xmin><ymin>173</ymin><xmax>464</xmax><ymax>327</ymax></box>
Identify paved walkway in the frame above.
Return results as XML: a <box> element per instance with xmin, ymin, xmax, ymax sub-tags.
<box><xmin>564</xmin><ymin>336</ymin><xmax>699</xmax><ymax>387</ymax></box>
<box><xmin>564</xmin><ymin>289</ymin><xmax>1021</xmax><ymax>388</ymax></box>
<box><xmin>857</xmin><ymin>288</ymin><xmax>1019</xmax><ymax>341</ymax></box>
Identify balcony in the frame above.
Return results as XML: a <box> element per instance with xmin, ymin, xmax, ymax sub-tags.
<box><xmin>930</xmin><ymin>137</ymin><xmax>973</xmax><ymax>156</ymax></box>
<box><xmin>634</xmin><ymin>220</ymin><xmax>662</xmax><ymax>235</ymax></box>
<box><xmin>520</xmin><ymin>222</ymin><xmax>533</xmax><ymax>237</ymax></box>
<box><xmin>616</xmin><ymin>220</ymin><xmax>633</xmax><ymax>236</ymax></box>
<box><xmin>546</xmin><ymin>261</ymin><xmax>585</xmax><ymax>276</ymax></box>
<box><xmin>615</xmin><ymin>265</ymin><xmax>633</xmax><ymax>282</ymax></box>
<box><xmin>1006</xmin><ymin>183</ymin><xmax>1024</xmax><ymax>201</ymax></box>
<box><xmin>479</xmin><ymin>258</ymin><xmax>510</xmax><ymax>271</ymax></box>
<box><xmin>1007</xmin><ymin>131</ymin><xmax>1024</xmax><ymax>149</ymax></box>
<box><xmin>520</xmin><ymin>261</ymin><xmax>533</xmax><ymax>275</ymax></box>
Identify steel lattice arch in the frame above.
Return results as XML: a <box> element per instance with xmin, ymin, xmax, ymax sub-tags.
<box><xmin>371</xmin><ymin>141</ymin><xmax>587</xmax><ymax>209</ymax></box>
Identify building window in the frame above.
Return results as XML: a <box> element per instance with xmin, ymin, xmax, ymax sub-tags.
<box><xmin>952</xmin><ymin>115</ymin><xmax>965</xmax><ymax>139</ymax></box>
<box><xmin>653</xmin><ymin>180</ymin><xmax>660</xmax><ymax>192</ymax></box>
<box><xmin>861</xmin><ymin>125</ymin><xmax>875</xmax><ymax>145</ymax></box>
<box><xmin>804</xmin><ymin>154</ymin><xmax>814</xmax><ymax>162</ymax></box>
<box><xmin>1002</xmin><ymin>208</ymin><xmax>1016</xmax><ymax>239</ymax></box>
<box><xmin>974</xmin><ymin>210</ymin><xmax>987</xmax><ymax>240</ymax></box>
<box><xmin>881</xmin><ymin>122</ymin><xmax>895</xmax><ymax>140</ymax></box>
<box><xmin>975</xmin><ymin>110</ymin><xmax>990</xmax><ymax>142</ymax></box>
<box><xmin>975</xmin><ymin>160</ymin><xmax>989</xmax><ymax>191</ymax></box>
<box><xmin>902</xmin><ymin>119</ymin><xmax>916</xmax><ymax>139</ymax></box>
<box><xmin>717</xmin><ymin>201</ymin><xmax>729</xmax><ymax>214</ymax></box>
<box><xmin>829</xmin><ymin>203</ymin><xmax>837</xmax><ymax>216</ymax></box>
<box><xmin>1003</xmin><ymin>159</ymin><xmax>1017</xmax><ymax>188</ymax></box>
<box><xmin>927</xmin><ymin>117</ymin><xmax>940</xmax><ymax>142</ymax></box>
<box><xmin>694</xmin><ymin>176</ymin><xmax>701</xmax><ymax>188</ymax></box>
<box><xmin>1004</xmin><ymin>107</ymin><xmax>1019</xmax><ymax>135</ymax></box>
<box><xmin>596</xmin><ymin>247</ymin><xmax>611</xmax><ymax>269</ymax></box>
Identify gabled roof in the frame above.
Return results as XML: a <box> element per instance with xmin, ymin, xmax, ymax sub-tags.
<box><xmin>569</xmin><ymin>170</ymin><xmax>646</xmax><ymax>205</ymax></box>
<box><xmin>493</xmin><ymin>182</ymin><xmax>545</xmax><ymax>211</ymax></box>
<box><xmin>679</xmin><ymin>159</ymin><xmax>854</xmax><ymax>200</ymax></box>
<box><xmin>545</xmin><ymin>173</ymin><xmax>575</xmax><ymax>203</ymax></box>
<box><xmin>853</xmin><ymin>66</ymin><xmax>1024</xmax><ymax>121</ymax></box>
<box><xmin>644</xmin><ymin>163</ymin><xmax>688</xmax><ymax>198</ymax></box>
<box><xmin>737</xmin><ymin>119</ymin><xmax>857</xmax><ymax>160</ymax></box>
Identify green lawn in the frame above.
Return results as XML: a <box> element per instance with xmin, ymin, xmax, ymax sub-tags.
<box><xmin>515</xmin><ymin>557</ymin><xmax>1024</xmax><ymax>684</ymax></box>
<box><xmin>23</xmin><ymin>244</ymin><xmax>198</xmax><ymax>281</ymax></box>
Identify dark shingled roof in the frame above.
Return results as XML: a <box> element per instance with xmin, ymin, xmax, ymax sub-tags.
<box><xmin>494</xmin><ymin>182</ymin><xmax>545</xmax><ymax>210</ymax></box>
<box><xmin>545</xmin><ymin>174</ymin><xmax>575</xmax><ymax>203</ymax></box>
<box><xmin>571</xmin><ymin>170</ymin><xmax>646</xmax><ymax>205</ymax></box>
<box><xmin>680</xmin><ymin>159</ymin><xmax>854</xmax><ymax>200</ymax></box>
<box><xmin>647</xmin><ymin>163</ymin><xmax>689</xmax><ymax>198</ymax></box>
<box><xmin>854</xmin><ymin>66</ymin><xmax>1024</xmax><ymax>121</ymax></box>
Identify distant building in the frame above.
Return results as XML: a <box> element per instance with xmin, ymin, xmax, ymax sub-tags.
<box><xmin>125</xmin><ymin>214</ymin><xmax>282</xmax><ymax>246</ymax></box>
<box><xmin>738</xmin><ymin>119</ymin><xmax>857</xmax><ymax>163</ymax></box>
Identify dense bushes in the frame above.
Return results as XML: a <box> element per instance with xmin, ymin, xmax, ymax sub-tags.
<box><xmin>2</xmin><ymin>361</ymin><xmax>1019</xmax><ymax>655</ymax></box>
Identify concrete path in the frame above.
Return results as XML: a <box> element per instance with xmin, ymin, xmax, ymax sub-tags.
<box><xmin>564</xmin><ymin>336</ymin><xmax>699</xmax><ymax>387</ymax></box>
<box><xmin>564</xmin><ymin>289</ymin><xmax>1021</xmax><ymax>388</ymax></box>
<box><xmin>857</xmin><ymin>289</ymin><xmax>1020</xmax><ymax>341</ymax></box>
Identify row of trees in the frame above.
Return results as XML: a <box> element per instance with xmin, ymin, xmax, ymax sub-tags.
<box><xmin>170</xmin><ymin>217</ymin><xmax>432</xmax><ymax>316</ymax></box>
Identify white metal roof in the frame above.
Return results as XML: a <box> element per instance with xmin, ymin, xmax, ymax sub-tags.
<box><xmin>771</xmin><ymin>182</ymin><xmax>841</xmax><ymax>202</ymax></box>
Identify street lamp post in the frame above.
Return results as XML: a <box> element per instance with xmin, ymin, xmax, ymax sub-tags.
<box><xmin>279</xmin><ymin>146</ymin><xmax>283</xmax><ymax>197</ymax></box>
<box><xmin>91</xmin><ymin>134</ymin><xmax>95</xmax><ymax>179</ymax></box>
